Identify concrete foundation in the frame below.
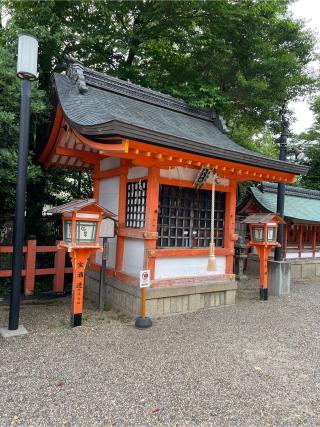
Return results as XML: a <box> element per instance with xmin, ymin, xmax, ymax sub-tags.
<box><xmin>85</xmin><ymin>268</ymin><xmax>237</xmax><ymax>319</ymax></box>
<box><xmin>0</xmin><ymin>325</ymin><xmax>28</xmax><ymax>339</ymax></box>
<box><xmin>268</xmin><ymin>260</ymin><xmax>291</xmax><ymax>296</ymax></box>
<box><xmin>247</xmin><ymin>254</ymin><xmax>320</xmax><ymax>280</ymax></box>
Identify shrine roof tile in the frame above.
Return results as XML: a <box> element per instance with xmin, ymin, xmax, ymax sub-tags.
<box><xmin>49</xmin><ymin>61</ymin><xmax>308</xmax><ymax>176</ymax></box>
<box><xmin>250</xmin><ymin>184</ymin><xmax>320</xmax><ymax>223</ymax></box>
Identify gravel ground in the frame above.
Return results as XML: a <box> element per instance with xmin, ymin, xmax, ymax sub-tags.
<box><xmin>1</xmin><ymin>278</ymin><xmax>320</xmax><ymax>427</ymax></box>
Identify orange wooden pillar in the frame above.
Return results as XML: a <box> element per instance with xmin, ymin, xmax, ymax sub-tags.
<box><xmin>298</xmin><ymin>225</ymin><xmax>303</xmax><ymax>257</ymax></box>
<box><xmin>144</xmin><ymin>166</ymin><xmax>160</xmax><ymax>278</ymax></box>
<box><xmin>115</xmin><ymin>160</ymin><xmax>128</xmax><ymax>272</ymax></box>
<box><xmin>24</xmin><ymin>239</ymin><xmax>37</xmax><ymax>296</ymax></box>
<box><xmin>312</xmin><ymin>225</ymin><xmax>317</xmax><ymax>258</ymax></box>
<box><xmin>224</xmin><ymin>180</ymin><xmax>237</xmax><ymax>274</ymax></box>
<box><xmin>53</xmin><ymin>241</ymin><xmax>66</xmax><ymax>293</ymax></box>
<box><xmin>69</xmin><ymin>248</ymin><xmax>92</xmax><ymax>327</ymax></box>
<box><xmin>256</xmin><ymin>245</ymin><xmax>272</xmax><ymax>300</ymax></box>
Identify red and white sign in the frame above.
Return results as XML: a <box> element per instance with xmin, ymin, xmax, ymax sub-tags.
<box><xmin>139</xmin><ymin>270</ymin><xmax>151</xmax><ymax>288</ymax></box>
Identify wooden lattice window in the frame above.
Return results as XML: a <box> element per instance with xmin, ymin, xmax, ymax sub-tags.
<box><xmin>125</xmin><ymin>180</ymin><xmax>147</xmax><ymax>228</ymax></box>
<box><xmin>157</xmin><ymin>185</ymin><xmax>225</xmax><ymax>248</ymax></box>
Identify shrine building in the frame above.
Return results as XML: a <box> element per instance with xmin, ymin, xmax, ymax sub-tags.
<box><xmin>38</xmin><ymin>59</ymin><xmax>308</xmax><ymax>318</ymax></box>
<box><xmin>238</xmin><ymin>182</ymin><xmax>320</xmax><ymax>279</ymax></box>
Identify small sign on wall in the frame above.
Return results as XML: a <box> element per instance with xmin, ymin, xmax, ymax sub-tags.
<box><xmin>100</xmin><ymin>217</ymin><xmax>116</xmax><ymax>238</ymax></box>
<box><xmin>139</xmin><ymin>270</ymin><xmax>150</xmax><ymax>288</ymax></box>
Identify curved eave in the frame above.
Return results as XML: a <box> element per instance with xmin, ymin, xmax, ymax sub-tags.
<box><xmin>63</xmin><ymin>116</ymin><xmax>308</xmax><ymax>176</ymax></box>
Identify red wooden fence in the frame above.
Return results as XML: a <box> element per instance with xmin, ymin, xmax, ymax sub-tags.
<box><xmin>0</xmin><ymin>239</ymin><xmax>73</xmax><ymax>296</ymax></box>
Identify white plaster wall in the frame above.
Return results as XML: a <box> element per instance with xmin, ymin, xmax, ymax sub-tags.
<box><xmin>128</xmin><ymin>167</ymin><xmax>148</xmax><ymax>179</ymax></box>
<box><xmin>154</xmin><ymin>256</ymin><xmax>226</xmax><ymax>279</ymax></box>
<box><xmin>301</xmin><ymin>252</ymin><xmax>314</xmax><ymax>258</ymax></box>
<box><xmin>96</xmin><ymin>176</ymin><xmax>120</xmax><ymax>268</ymax></box>
<box><xmin>100</xmin><ymin>177</ymin><xmax>120</xmax><ymax>215</ymax></box>
<box><xmin>286</xmin><ymin>252</ymin><xmax>320</xmax><ymax>259</ymax></box>
<box><xmin>123</xmin><ymin>239</ymin><xmax>145</xmax><ymax>276</ymax></box>
<box><xmin>100</xmin><ymin>157</ymin><xmax>120</xmax><ymax>171</ymax></box>
<box><xmin>286</xmin><ymin>253</ymin><xmax>300</xmax><ymax>259</ymax></box>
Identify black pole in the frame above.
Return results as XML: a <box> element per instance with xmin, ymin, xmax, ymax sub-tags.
<box><xmin>274</xmin><ymin>107</ymin><xmax>289</xmax><ymax>262</ymax></box>
<box><xmin>8</xmin><ymin>79</ymin><xmax>32</xmax><ymax>330</ymax></box>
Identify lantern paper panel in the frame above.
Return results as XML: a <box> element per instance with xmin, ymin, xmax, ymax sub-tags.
<box><xmin>64</xmin><ymin>220</ymin><xmax>72</xmax><ymax>242</ymax></box>
<box><xmin>76</xmin><ymin>221</ymin><xmax>97</xmax><ymax>243</ymax></box>
<box><xmin>253</xmin><ymin>226</ymin><xmax>264</xmax><ymax>242</ymax></box>
<box><xmin>267</xmin><ymin>226</ymin><xmax>276</xmax><ymax>242</ymax></box>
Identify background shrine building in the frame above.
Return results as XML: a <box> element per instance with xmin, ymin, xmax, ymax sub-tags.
<box><xmin>38</xmin><ymin>59</ymin><xmax>307</xmax><ymax>318</ymax></box>
<box><xmin>238</xmin><ymin>182</ymin><xmax>320</xmax><ymax>280</ymax></box>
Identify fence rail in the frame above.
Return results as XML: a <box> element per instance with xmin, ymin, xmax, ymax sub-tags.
<box><xmin>0</xmin><ymin>239</ymin><xmax>72</xmax><ymax>296</ymax></box>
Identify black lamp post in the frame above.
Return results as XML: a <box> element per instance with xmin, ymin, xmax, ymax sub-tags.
<box><xmin>3</xmin><ymin>35</ymin><xmax>38</xmax><ymax>336</ymax></box>
<box><xmin>274</xmin><ymin>104</ymin><xmax>289</xmax><ymax>262</ymax></box>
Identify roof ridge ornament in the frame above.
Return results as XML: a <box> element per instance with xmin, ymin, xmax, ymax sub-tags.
<box><xmin>65</xmin><ymin>55</ymin><xmax>88</xmax><ymax>94</ymax></box>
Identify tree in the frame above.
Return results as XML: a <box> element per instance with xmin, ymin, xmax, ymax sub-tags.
<box><xmin>295</xmin><ymin>96</ymin><xmax>320</xmax><ymax>190</ymax></box>
<box><xmin>0</xmin><ymin>46</ymin><xmax>91</xmax><ymax>240</ymax></box>
<box><xmin>0</xmin><ymin>0</ymin><xmax>318</xmax><ymax>234</ymax></box>
<box><xmin>4</xmin><ymin>0</ymin><xmax>316</xmax><ymax>129</ymax></box>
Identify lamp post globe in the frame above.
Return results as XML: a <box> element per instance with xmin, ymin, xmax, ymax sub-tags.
<box><xmin>17</xmin><ymin>34</ymin><xmax>39</xmax><ymax>80</ymax></box>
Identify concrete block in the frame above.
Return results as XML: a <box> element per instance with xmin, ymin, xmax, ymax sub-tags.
<box><xmin>225</xmin><ymin>290</ymin><xmax>236</xmax><ymax>305</ymax></box>
<box><xmin>220</xmin><ymin>291</ymin><xmax>226</xmax><ymax>305</ymax></box>
<box><xmin>163</xmin><ymin>298</ymin><xmax>171</xmax><ymax>315</ymax></box>
<box><xmin>194</xmin><ymin>281</ymin><xmax>237</xmax><ymax>294</ymax></box>
<box><xmin>148</xmin><ymin>285</ymin><xmax>195</xmax><ymax>299</ymax></box>
<box><xmin>291</xmin><ymin>264</ymin><xmax>302</xmax><ymax>279</ymax></box>
<box><xmin>157</xmin><ymin>298</ymin><xmax>164</xmax><ymax>316</ymax></box>
<box><xmin>203</xmin><ymin>293</ymin><xmax>211</xmax><ymax>308</ymax></box>
<box><xmin>146</xmin><ymin>299</ymin><xmax>157</xmax><ymax>318</ymax></box>
<box><xmin>0</xmin><ymin>325</ymin><xmax>28</xmax><ymax>339</ymax></box>
<box><xmin>182</xmin><ymin>296</ymin><xmax>189</xmax><ymax>312</ymax></box>
<box><xmin>268</xmin><ymin>260</ymin><xmax>291</xmax><ymax>297</ymax></box>
<box><xmin>170</xmin><ymin>297</ymin><xmax>177</xmax><ymax>313</ymax></box>
<box><xmin>189</xmin><ymin>294</ymin><xmax>201</xmax><ymax>311</ymax></box>
<box><xmin>199</xmin><ymin>293</ymin><xmax>204</xmax><ymax>309</ymax></box>
<box><xmin>302</xmin><ymin>263</ymin><xmax>316</xmax><ymax>278</ymax></box>
<box><xmin>176</xmin><ymin>296</ymin><xmax>183</xmax><ymax>313</ymax></box>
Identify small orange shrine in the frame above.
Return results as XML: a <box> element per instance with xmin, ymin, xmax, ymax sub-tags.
<box><xmin>37</xmin><ymin>58</ymin><xmax>308</xmax><ymax>318</ymax></box>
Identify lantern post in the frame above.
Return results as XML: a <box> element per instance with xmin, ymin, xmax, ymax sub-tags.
<box><xmin>242</xmin><ymin>214</ymin><xmax>285</xmax><ymax>300</ymax></box>
<box><xmin>48</xmin><ymin>199</ymin><xmax>115</xmax><ymax>327</ymax></box>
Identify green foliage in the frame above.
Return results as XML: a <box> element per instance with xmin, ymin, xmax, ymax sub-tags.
<box><xmin>0</xmin><ymin>45</ymin><xmax>92</xmax><ymax>237</ymax></box>
<box><xmin>296</xmin><ymin>95</ymin><xmax>320</xmax><ymax>190</ymax></box>
<box><xmin>3</xmin><ymin>0</ymin><xmax>316</xmax><ymax>130</ymax></box>
<box><xmin>0</xmin><ymin>278</ymin><xmax>11</xmax><ymax>297</ymax></box>
<box><xmin>300</xmin><ymin>145</ymin><xmax>320</xmax><ymax>190</ymax></box>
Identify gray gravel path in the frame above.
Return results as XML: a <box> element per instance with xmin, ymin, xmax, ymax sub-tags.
<box><xmin>1</xmin><ymin>278</ymin><xmax>320</xmax><ymax>426</ymax></box>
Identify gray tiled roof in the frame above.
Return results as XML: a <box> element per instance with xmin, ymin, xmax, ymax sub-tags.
<box><xmin>52</xmin><ymin>64</ymin><xmax>308</xmax><ymax>175</ymax></box>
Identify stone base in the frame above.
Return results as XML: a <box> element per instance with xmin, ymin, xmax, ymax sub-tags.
<box><xmin>268</xmin><ymin>260</ymin><xmax>291</xmax><ymax>296</ymax></box>
<box><xmin>0</xmin><ymin>325</ymin><xmax>28</xmax><ymax>338</ymax></box>
<box><xmin>247</xmin><ymin>254</ymin><xmax>320</xmax><ymax>280</ymax></box>
<box><xmin>85</xmin><ymin>269</ymin><xmax>237</xmax><ymax>319</ymax></box>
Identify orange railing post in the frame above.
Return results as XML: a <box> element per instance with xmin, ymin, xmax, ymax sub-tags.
<box><xmin>24</xmin><ymin>238</ymin><xmax>37</xmax><ymax>296</ymax></box>
<box><xmin>53</xmin><ymin>241</ymin><xmax>66</xmax><ymax>293</ymax></box>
